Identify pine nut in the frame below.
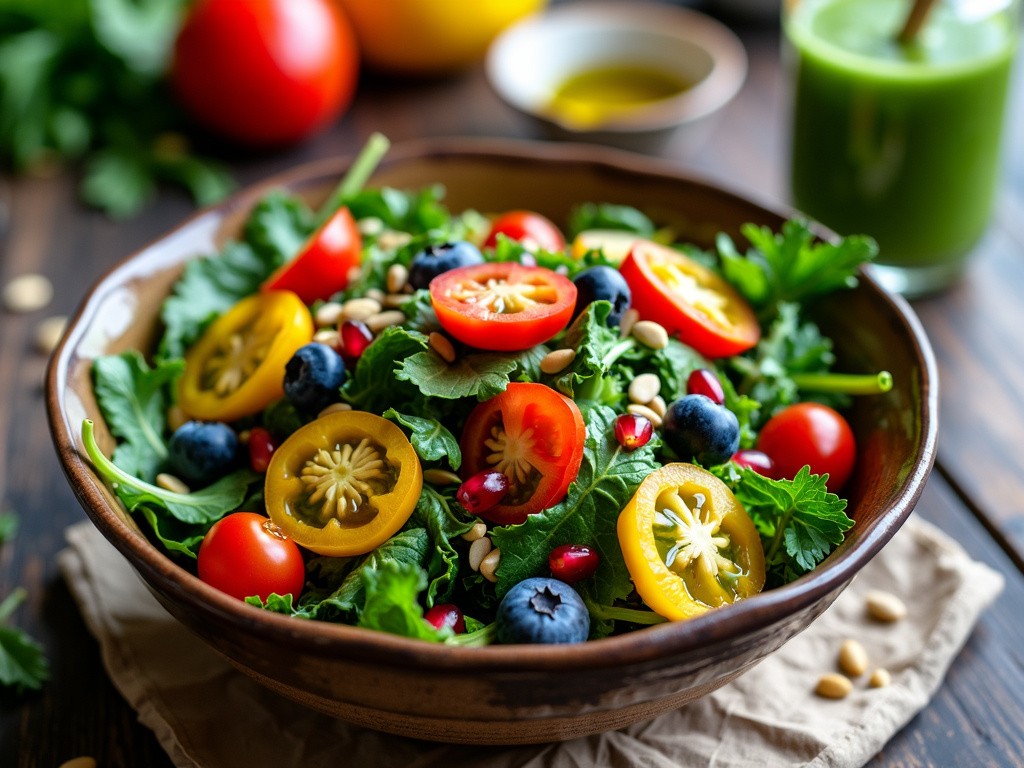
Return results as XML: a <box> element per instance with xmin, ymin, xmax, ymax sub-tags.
<box><xmin>156</xmin><ymin>473</ymin><xmax>190</xmax><ymax>495</ymax></box>
<box><xmin>627</xmin><ymin>403</ymin><xmax>663</xmax><ymax>428</ymax></box>
<box><xmin>480</xmin><ymin>548</ymin><xmax>501</xmax><ymax>582</ymax></box>
<box><xmin>318</xmin><ymin>402</ymin><xmax>352</xmax><ymax>418</ymax></box>
<box><xmin>423</xmin><ymin>468</ymin><xmax>462</xmax><ymax>485</ymax></box>
<box><xmin>619</xmin><ymin>308</ymin><xmax>640</xmax><ymax>338</ymax></box>
<box><xmin>428</xmin><ymin>332</ymin><xmax>456</xmax><ymax>363</ymax></box>
<box><xmin>314</xmin><ymin>301</ymin><xmax>344</xmax><ymax>327</ymax></box>
<box><xmin>386</xmin><ymin>263</ymin><xmax>409</xmax><ymax>294</ymax></box>
<box><xmin>35</xmin><ymin>315</ymin><xmax>67</xmax><ymax>355</ymax></box>
<box><xmin>365</xmin><ymin>310</ymin><xmax>406</xmax><ymax>334</ymax></box>
<box><xmin>341</xmin><ymin>297</ymin><xmax>382</xmax><ymax>321</ymax></box>
<box><xmin>166</xmin><ymin>405</ymin><xmax>188</xmax><ymax>432</ymax></box>
<box><xmin>865</xmin><ymin>590</ymin><xmax>907</xmax><ymax>622</ymax></box>
<box><xmin>58</xmin><ymin>758</ymin><xmax>97</xmax><ymax>768</ymax></box>
<box><xmin>366</xmin><ymin>288</ymin><xmax>387</xmax><ymax>303</ymax></box>
<box><xmin>383</xmin><ymin>292</ymin><xmax>410</xmax><ymax>308</ymax></box>
<box><xmin>468</xmin><ymin>537</ymin><xmax>492</xmax><ymax>571</ymax></box>
<box><xmin>628</xmin><ymin>373</ymin><xmax>661</xmax><ymax>404</ymax></box>
<box><xmin>461</xmin><ymin>522</ymin><xmax>487</xmax><ymax>542</ymax></box>
<box><xmin>648</xmin><ymin>394</ymin><xmax>667</xmax><ymax>417</ymax></box>
<box><xmin>540</xmin><ymin>348</ymin><xmax>576</xmax><ymax>375</ymax></box>
<box><xmin>3</xmin><ymin>273</ymin><xmax>53</xmax><ymax>313</ymax></box>
<box><xmin>631</xmin><ymin>320</ymin><xmax>669</xmax><ymax>350</ymax></box>
<box><xmin>869</xmin><ymin>668</ymin><xmax>892</xmax><ymax>688</ymax></box>
<box><xmin>815</xmin><ymin>673</ymin><xmax>853</xmax><ymax>699</ymax></box>
<box><xmin>838</xmin><ymin>638</ymin><xmax>869</xmax><ymax>677</ymax></box>
<box><xmin>313</xmin><ymin>328</ymin><xmax>340</xmax><ymax>347</ymax></box>
<box><xmin>357</xmin><ymin>216</ymin><xmax>384</xmax><ymax>236</ymax></box>
<box><xmin>377</xmin><ymin>231</ymin><xmax>413</xmax><ymax>251</ymax></box>
<box><xmin>346</xmin><ymin>265</ymin><xmax>363</xmax><ymax>285</ymax></box>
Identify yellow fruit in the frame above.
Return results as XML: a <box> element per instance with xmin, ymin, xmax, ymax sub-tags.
<box><xmin>339</xmin><ymin>0</ymin><xmax>546</xmax><ymax>74</ymax></box>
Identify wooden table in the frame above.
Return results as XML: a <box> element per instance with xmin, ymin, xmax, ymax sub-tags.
<box><xmin>4</xmin><ymin>9</ymin><xmax>1024</xmax><ymax>767</ymax></box>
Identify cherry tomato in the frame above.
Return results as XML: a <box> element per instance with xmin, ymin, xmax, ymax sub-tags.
<box><xmin>756</xmin><ymin>403</ymin><xmax>856</xmax><ymax>493</ymax></box>
<box><xmin>460</xmin><ymin>383</ymin><xmax>585</xmax><ymax>525</ymax></box>
<box><xmin>262</xmin><ymin>207</ymin><xmax>361</xmax><ymax>303</ymax></box>
<box><xmin>265</xmin><ymin>410</ymin><xmax>423</xmax><ymax>556</ymax></box>
<box><xmin>429</xmin><ymin>263</ymin><xmax>576</xmax><ymax>351</ymax></box>
<box><xmin>172</xmin><ymin>0</ymin><xmax>359</xmax><ymax>146</ymax></box>
<box><xmin>179</xmin><ymin>291</ymin><xmax>314</xmax><ymax>422</ymax></box>
<box><xmin>619</xmin><ymin>240</ymin><xmax>760</xmax><ymax>358</ymax></box>
<box><xmin>483</xmin><ymin>210</ymin><xmax>566</xmax><ymax>253</ymax></box>
<box><xmin>197</xmin><ymin>512</ymin><xmax>305</xmax><ymax>601</ymax></box>
<box><xmin>617</xmin><ymin>463</ymin><xmax>765</xmax><ymax>621</ymax></box>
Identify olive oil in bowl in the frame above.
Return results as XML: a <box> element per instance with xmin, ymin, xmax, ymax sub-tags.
<box><xmin>546</xmin><ymin>65</ymin><xmax>694</xmax><ymax>129</ymax></box>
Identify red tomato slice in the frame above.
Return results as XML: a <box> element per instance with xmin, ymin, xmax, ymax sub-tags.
<box><xmin>619</xmin><ymin>240</ymin><xmax>761</xmax><ymax>358</ymax></box>
<box><xmin>429</xmin><ymin>263</ymin><xmax>576</xmax><ymax>351</ymax></box>
<box><xmin>460</xmin><ymin>383</ymin><xmax>585</xmax><ymax>525</ymax></box>
<box><xmin>261</xmin><ymin>206</ymin><xmax>361</xmax><ymax>304</ymax></box>
<box><xmin>483</xmin><ymin>210</ymin><xmax>566</xmax><ymax>253</ymax></box>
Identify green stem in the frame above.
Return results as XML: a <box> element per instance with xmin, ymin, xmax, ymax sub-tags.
<box><xmin>585</xmin><ymin>599</ymin><xmax>667</xmax><ymax>626</ymax></box>
<box><xmin>791</xmin><ymin>370</ymin><xmax>893</xmax><ymax>395</ymax></box>
<box><xmin>447</xmin><ymin>622</ymin><xmax>496</xmax><ymax>647</ymax></box>
<box><xmin>600</xmin><ymin>337</ymin><xmax>637</xmax><ymax>369</ymax></box>
<box><xmin>0</xmin><ymin>587</ymin><xmax>26</xmax><ymax>624</ymax></box>
<box><xmin>315</xmin><ymin>132</ymin><xmax>391</xmax><ymax>225</ymax></box>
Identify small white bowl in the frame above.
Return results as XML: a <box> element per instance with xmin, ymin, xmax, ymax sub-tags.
<box><xmin>486</xmin><ymin>1</ymin><xmax>747</xmax><ymax>152</ymax></box>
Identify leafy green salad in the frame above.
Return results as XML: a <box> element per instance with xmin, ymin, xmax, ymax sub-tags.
<box><xmin>83</xmin><ymin>137</ymin><xmax>889</xmax><ymax>645</ymax></box>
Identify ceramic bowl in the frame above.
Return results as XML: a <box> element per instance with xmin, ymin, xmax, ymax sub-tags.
<box><xmin>485</xmin><ymin>1</ymin><xmax>747</xmax><ymax>153</ymax></box>
<box><xmin>48</xmin><ymin>139</ymin><xmax>937</xmax><ymax>745</ymax></box>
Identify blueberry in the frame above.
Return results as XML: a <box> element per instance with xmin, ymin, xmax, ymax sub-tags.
<box><xmin>407</xmin><ymin>241</ymin><xmax>484</xmax><ymax>290</ymax></box>
<box><xmin>661</xmin><ymin>394</ymin><xmax>740</xmax><ymax>466</ymax></box>
<box><xmin>572</xmin><ymin>266</ymin><xmax>631</xmax><ymax>325</ymax></box>
<box><xmin>495</xmin><ymin>577</ymin><xmax>590</xmax><ymax>644</ymax></box>
<box><xmin>284</xmin><ymin>343</ymin><xmax>346</xmax><ymax>416</ymax></box>
<box><xmin>168</xmin><ymin>421</ymin><xmax>239</xmax><ymax>486</ymax></box>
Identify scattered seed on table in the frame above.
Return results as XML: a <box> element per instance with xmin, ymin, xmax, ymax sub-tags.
<box><xmin>341</xmin><ymin>297</ymin><xmax>382</xmax><ymax>321</ymax></box>
<box><xmin>540</xmin><ymin>348</ymin><xmax>576</xmax><ymax>375</ymax></box>
<box><xmin>365</xmin><ymin>310</ymin><xmax>406</xmax><ymax>333</ymax></box>
<box><xmin>815</xmin><ymin>673</ymin><xmax>853</xmax><ymax>699</ymax></box>
<box><xmin>631</xmin><ymin>320</ymin><xmax>669</xmax><ymax>350</ymax></box>
<box><xmin>865</xmin><ymin>590</ymin><xmax>907</xmax><ymax>622</ymax></box>
<box><xmin>619</xmin><ymin>308</ymin><xmax>640</xmax><ymax>338</ymax></box>
<box><xmin>461</xmin><ymin>522</ymin><xmax>487</xmax><ymax>542</ymax></box>
<box><xmin>3</xmin><ymin>273</ymin><xmax>53</xmax><ymax>313</ymax></box>
<box><xmin>156</xmin><ymin>473</ymin><xmax>190</xmax><ymax>495</ymax></box>
<box><xmin>627</xmin><ymin>403</ymin><xmax>663</xmax><ymax>428</ymax></box>
<box><xmin>35</xmin><ymin>315</ymin><xmax>67</xmax><ymax>355</ymax></box>
<box><xmin>628</xmin><ymin>373</ymin><xmax>661</xmax><ymax>404</ymax></box>
<box><xmin>428</xmin><ymin>332</ymin><xmax>456</xmax><ymax>363</ymax></box>
<box><xmin>423</xmin><ymin>468</ymin><xmax>462</xmax><ymax>486</ymax></box>
<box><xmin>869</xmin><ymin>668</ymin><xmax>892</xmax><ymax>688</ymax></box>
<box><xmin>468</xmin><ymin>537</ymin><xmax>492</xmax><ymax>571</ymax></box>
<box><xmin>318</xmin><ymin>402</ymin><xmax>352</xmax><ymax>418</ymax></box>
<box><xmin>386</xmin><ymin>263</ymin><xmax>409</xmax><ymax>294</ymax></box>
<box><xmin>480</xmin><ymin>548</ymin><xmax>501</xmax><ymax>582</ymax></box>
<box><xmin>838</xmin><ymin>638</ymin><xmax>869</xmax><ymax>677</ymax></box>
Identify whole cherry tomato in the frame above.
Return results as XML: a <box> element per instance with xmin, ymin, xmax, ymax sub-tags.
<box><xmin>172</xmin><ymin>0</ymin><xmax>359</xmax><ymax>146</ymax></box>
<box><xmin>197</xmin><ymin>512</ymin><xmax>305</xmax><ymax>601</ymax></box>
<box><xmin>483</xmin><ymin>210</ymin><xmax>566</xmax><ymax>253</ymax></box>
<box><xmin>756</xmin><ymin>403</ymin><xmax>856</xmax><ymax>493</ymax></box>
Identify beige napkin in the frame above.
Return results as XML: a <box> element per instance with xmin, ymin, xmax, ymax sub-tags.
<box><xmin>59</xmin><ymin>515</ymin><xmax>1002</xmax><ymax>768</ymax></box>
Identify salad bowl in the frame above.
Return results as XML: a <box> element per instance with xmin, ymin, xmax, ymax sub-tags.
<box><xmin>47</xmin><ymin>138</ymin><xmax>937</xmax><ymax>745</ymax></box>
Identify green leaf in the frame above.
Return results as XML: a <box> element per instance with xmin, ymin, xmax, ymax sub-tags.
<box><xmin>341</xmin><ymin>326</ymin><xmax>429</xmax><ymax>414</ymax></box>
<box><xmin>155</xmin><ymin>152</ymin><xmax>235</xmax><ymax>208</ymax></box>
<box><xmin>344</xmin><ymin>185</ymin><xmax>451</xmax><ymax>235</ymax></box>
<box><xmin>80</xmin><ymin>147</ymin><xmax>156</xmax><ymax>218</ymax></box>
<box><xmin>0</xmin><ymin>512</ymin><xmax>18</xmax><ymax>544</ymax></box>
<box><xmin>383</xmin><ymin>409</ymin><xmax>461</xmax><ymax>470</ymax></box>
<box><xmin>358</xmin><ymin>560</ymin><xmax>450</xmax><ymax>642</ymax></box>
<box><xmin>551</xmin><ymin>301</ymin><xmax>631</xmax><ymax>405</ymax></box>
<box><xmin>491</xmin><ymin>404</ymin><xmax>660</xmax><ymax>604</ymax></box>
<box><xmin>137</xmin><ymin>507</ymin><xmax>207</xmax><ymax>559</ymax></box>
<box><xmin>568</xmin><ymin>202</ymin><xmax>656</xmax><ymax>237</ymax></box>
<box><xmin>397</xmin><ymin>349</ymin><xmax>523</xmax><ymax>401</ymax></box>
<box><xmin>407</xmin><ymin>487</ymin><xmax>475</xmax><ymax>604</ymax></box>
<box><xmin>92</xmin><ymin>351</ymin><xmax>183</xmax><ymax>481</ymax></box>
<box><xmin>89</xmin><ymin>0</ymin><xmax>184</xmax><ymax>76</ymax></box>
<box><xmin>241</xmin><ymin>190</ymin><xmax>316</xmax><ymax>266</ymax></box>
<box><xmin>82</xmin><ymin>419</ymin><xmax>259</xmax><ymax>526</ymax></box>
<box><xmin>0</xmin><ymin>589</ymin><xmax>49</xmax><ymax>692</ymax></box>
<box><xmin>157</xmin><ymin>240</ymin><xmax>281</xmax><ymax>361</ymax></box>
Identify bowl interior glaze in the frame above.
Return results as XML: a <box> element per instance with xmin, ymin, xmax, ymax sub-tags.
<box><xmin>47</xmin><ymin>138</ymin><xmax>938</xmax><ymax>745</ymax></box>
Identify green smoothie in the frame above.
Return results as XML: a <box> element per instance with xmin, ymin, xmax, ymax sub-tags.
<box><xmin>786</xmin><ymin>0</ymin><xmax>1016</xmax><ymax>275</ymax></box>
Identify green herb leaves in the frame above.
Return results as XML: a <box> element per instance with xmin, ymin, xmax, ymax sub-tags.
<box><xmin>0</xmin><ymin>589</ymin><xmax>49</xmax><ymax>693</ymax></box>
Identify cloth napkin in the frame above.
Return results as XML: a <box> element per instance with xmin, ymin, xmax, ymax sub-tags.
<box><xmin>59</xmin><ymin>515</ymin><xmax>1002</xmax><ymax>768</ymax></box>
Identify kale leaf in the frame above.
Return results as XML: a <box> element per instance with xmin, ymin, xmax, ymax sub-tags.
<box><xmin>383</xmin><ymin>410</ymin><xmax>462</xmax><ymax>470</ymax></box>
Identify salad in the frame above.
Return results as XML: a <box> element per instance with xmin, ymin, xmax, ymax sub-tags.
<box><xmin>82</xmin><ymin>135</ymin><xmax>890</xmax><ymax>646</ymax></box>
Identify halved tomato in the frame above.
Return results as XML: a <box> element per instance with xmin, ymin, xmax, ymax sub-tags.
<box><xmin>429</xmin><ymin>263</ymin><xmax>576</xmax><ymax>351</ymax></box>
<box><xmin>619</xmin><ymin>240</ymin><xmax>760</xmax><ymax>358</ymax></box>
<box><xmin>460</xmin><ymin>382</ymin><xmax>585</xmax><ymax>525</ymax></box>
<box><xmin>483</xmin><ymin>210</ymin><xmax>566</xmax><ymax>253</ymax></box>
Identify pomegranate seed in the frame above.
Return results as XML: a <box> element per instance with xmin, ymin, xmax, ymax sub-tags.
<box><xmin>549</xmin><ymin>544</ymin><xmax>600</xmax><ymax>584</ymax></box>
<box><xmin>340</xmin><ymin>320</ymin><xmax>374</xmax><ymax>359</ymax></box>
<box><xmin>424</xmin><ymin>603</ymin><xmax>466</xmax><ymax>633</ymax></box>
<box><xmin>457</xmin><ymin>470</ymin><xmax>511</xmax><ymax>515</ymax></box>
<box><xmin>733</xmin><ymin>449</ymin><xmax>777</xmax><ymax>478</ymax></box>
<box><xmin>248</xmin><ymin>427</ymin><xmax>277</xmax><ymax>473</ymax></box>
<box><xmin>687</xmin><ymin>368</ymin><xmax>725</xmax><ymax>405</ymax></box>
<box><xmin>614</xmin><ymin>413</ymin><xmax>653</xmax><ymax>450</ymax></box>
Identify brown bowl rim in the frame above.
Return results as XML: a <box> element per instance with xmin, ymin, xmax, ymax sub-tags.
<box><xmin>47</xmin><ymin>136</ymin><xmax>939</xmax><ymax>673</ymax></box>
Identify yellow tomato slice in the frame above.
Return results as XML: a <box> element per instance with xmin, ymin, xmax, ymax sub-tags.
<box><xmin>179</xmin><ymin>291</ymin><xmax>313</xmax><ymax>422</ymax></box>
<box><xmin>265</xmin><ymin>411</ymin><xmax>423</xmax><ymax>557</ymax></box>
<box><xmin>617</xmin><ymin>463</ymin><xmax>765</xmax><ymax>620</ymax></box>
